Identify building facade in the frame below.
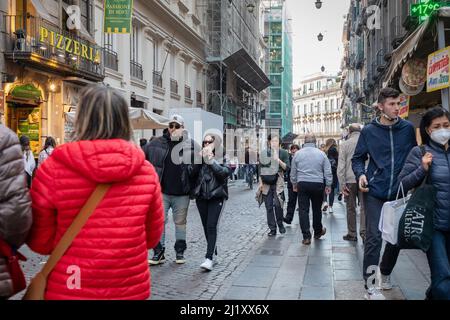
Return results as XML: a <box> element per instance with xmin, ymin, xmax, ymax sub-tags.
<box><xmin>0</xmin><ymin>0</ymin><xmax>209</xmax><ymax>152</ymax></box>
<box><xmin>263</xmin><ymin>0</ymin><xmax>292</xmax><ymax>137</ymax></box>
<box><xmin>293</xmin><ymin>73</ymin><xmax>343</xmax><ymax>146</ymax></box>
<box><xmin>341</xmin><ymin>0</ymin><xmax>440</xmax><ymax>128</ymax></box>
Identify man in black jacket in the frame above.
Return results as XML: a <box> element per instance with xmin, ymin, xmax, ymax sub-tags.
<box><xmin>144</xmin><ymin>114</ymin><xmax>199</xmax><ymax>265</ymax></box>
<box><xmin>283</xmin><ymin>144</ymin><xmax>300</xmax><ymax>225</ymax></box>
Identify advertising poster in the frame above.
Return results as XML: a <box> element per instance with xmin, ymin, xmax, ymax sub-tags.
<box><xmin>427</xmin><ymin>46</ymin><xmax>450</xmax><ymax>93</ymax></box>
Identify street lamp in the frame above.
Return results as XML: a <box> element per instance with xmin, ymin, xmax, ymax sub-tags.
<box><xmin>321</xmin><ymin>65</ymin><xmax>325</xmax><ymax>72</ymax></box>
<box><xmin>315</xmin><ymin>0</ymin><xmax>323</xmax><ymax>9</ymax></box>
<box><xmin>279</xmin><ymin>66</ymin><xmax>285</xmax><ymax>73</ymax></box>
<box><xmin>247</xmin><ymin>3</ymin><xmax>255</xmax><ymax>13</ymax></box>
<box><xmin>317</xmin><ymin>33</ymin><xmax>323</xmax><ymax>41</ymax></box>
<box><xmin>263</xmin><ymin>35</ymin><xmax>269</xmax><ymax>43</ymax></box>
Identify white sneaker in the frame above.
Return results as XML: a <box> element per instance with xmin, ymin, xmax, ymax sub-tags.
<box><xmin>329</xmin><ymin>207</ymin><xmax>333</xmax><ymax>214</ymax></box>
<box><xmin>364</xmin><ymin>287</ymin><xmax>386</xmax><ymax>300</ymax></box>
<box><xmin>378</xmin><ymin>274</ymin><xmax>393</xmax><ymax>290</ymax></box>
<box><xmin>200</xmin><ymin>258</ymin><xmax>214</xmax><ymax>271</ymax></box>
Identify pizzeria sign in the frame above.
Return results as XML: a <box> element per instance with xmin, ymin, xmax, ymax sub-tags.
<box><xmin>39</xmin><ymin>26</ymin><xmax>101</xmax><ymax>63</ymax></box>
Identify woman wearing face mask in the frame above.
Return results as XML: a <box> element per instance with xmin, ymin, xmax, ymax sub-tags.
<box><xmin>398</xmin><ymin>106</ymin><xmax>450</xmax><ymax>300</ymax></box>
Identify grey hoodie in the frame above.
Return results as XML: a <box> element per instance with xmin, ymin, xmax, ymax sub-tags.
<box><xmin>290</xmin><ymin>143</ymin><xmax>333</xmax><ymax>186</ymax></box>
<box><xmin>0</xmin><ymin>124</ymin><xmax>32</xmax><ymax>297</ymax></box>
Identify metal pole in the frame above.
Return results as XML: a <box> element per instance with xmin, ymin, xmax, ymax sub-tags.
<box><xmin>437</xmin><ymin>19</ymin><xmax>449</xmax><ymax>111</ymax></box>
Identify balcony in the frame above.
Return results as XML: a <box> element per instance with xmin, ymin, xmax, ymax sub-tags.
<box><xmin>130</xmin><ymin>60</ymin><xmax>143</xmax><ymax>80</ymax></box>
<box><xmin>2</xmin><ymin>14</ymin><xmax>104</xmax><ymax>81</ymax></box>
<box><xmin>104</xmin><ymin>48</ymin><xmax>118</xmax><ymax>71</ymax></box>
<box><xmin>153</xmin><ymin>71</ymin><xmax>163</xmax><ymax>88</ymax></box>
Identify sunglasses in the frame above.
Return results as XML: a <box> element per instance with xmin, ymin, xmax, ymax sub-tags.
<box><xmin>169</xmin><ymin>123</ymin><xmax>181</xmax><ymax>129</ymax></box>
<box><xmin>203</xmin><ymin>140</ymin><xmax>214</xmax><ymax>145</ymax></box>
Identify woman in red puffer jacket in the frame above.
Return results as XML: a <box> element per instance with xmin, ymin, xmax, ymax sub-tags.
<box><xmin>26</xmin><ymin>84</ymin><xmax>164</xmax><ymax>300</ymax></box>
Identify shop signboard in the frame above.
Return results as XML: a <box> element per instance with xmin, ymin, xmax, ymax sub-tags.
<box><xmin>427</xmin><ymin>46</ymin><xmax>450</xmax><ymax>93</ymax></box>
<box><xmin>399</xmin><ymin>94</ymin><xmax>410</xmax><ymax>119</ymax></box>
<box><xmin>104</xmin><ymin>0</ymin><xmax>133</xmax><ymax>34</ymax></box>
<box><xmin>17</xmin><ymin>107</ymin><xmax>41</xmax><ymax>156</ymax></box>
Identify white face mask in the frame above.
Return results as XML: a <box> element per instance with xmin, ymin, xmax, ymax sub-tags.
<box><xmin>430</xmin><ymin>128</ymin><xmax>450</xmax><ymax>145</ymax></box>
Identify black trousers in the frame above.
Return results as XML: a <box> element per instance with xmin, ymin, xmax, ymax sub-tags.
<box><xmin>264</xmin><ymin>184</ymin><xmax>284</xmax><ymax>232</ymax></box>
<box><xmin>196</xmin><ymin>198</ymin><xmax>225</xmax><ymax>260</ymax></box>
<box><xmin>298</xmin><ymin>182</ymin><xmax>325</xmax><ymax>240</ymax></box>
<box><xmin>285</xmin><ymin>186</ymin><xmax>298</xmax><ymax>223</ymax></box>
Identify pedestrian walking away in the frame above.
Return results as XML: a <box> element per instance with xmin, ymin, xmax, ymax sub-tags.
<box><xmin>291</xmin><ymin>133</ymin><xmax>332</xmax><ymax>245</ymax></box>
<box><xmin>258</xmin><ymin>134</ymin><xmax>290</xmax><ymax>237</ymax></box>
<box><xmin>144</xmin><ymin>114</ymin><xmax>200</xmax><ymax>265</ymax></box>
<box><xmin>322</xmin><ymin>138</ymin><xmax>339</xmax><ymax>214</ymax></box>
<box><xmin>337</xmin><ymin>123</ymin><xmax>366</xmax><ymax>243</ymax></box>
<box><xmin>398</xmin><ymin>106</ymin><xmax>450</xmax><ymax>300</ymax></box>
<box><xmin>352</xmin><ymin>88</ymin><xmax>417</xmax><ymax>300</ymax></box>
<box><xmin>37</xmin><ymin>136</ymin><xmax>56</xmax><ymax>168</ymax></box>
<box><xmin>284</xmin><ymin>144</ymin><xmax>300</xmax><ymax>225</ymax></box>
<box><xmin>26</xmin><ymin>84</ymin><xmax>164</xmax><ymax>300</ymax></box>
<box><xmin>190</xmin><ymin>133</ymin><xmax>231</xmax><ymax>271</ymax></box>
<box><xmin>0</xmin><ymin>123</ymin><xmax>32</xmax><ymax>300</ymax></box>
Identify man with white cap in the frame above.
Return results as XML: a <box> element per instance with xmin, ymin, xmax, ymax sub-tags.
<box><xmin>144</xmin><ymin>114</ymin><xmax>199</xmax><ymax>265</ymax></box>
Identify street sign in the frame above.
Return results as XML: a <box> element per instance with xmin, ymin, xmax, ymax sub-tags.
<box><xmin>104</xmin><ymin>0</ymin><xmax>133</xmax><ymax>34</ymax></box>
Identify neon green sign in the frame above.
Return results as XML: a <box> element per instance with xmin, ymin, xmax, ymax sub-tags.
<box><xmin>410</xmin><ymin>0</ymin><xmax>444</xmax><ymax>22</ymax></box>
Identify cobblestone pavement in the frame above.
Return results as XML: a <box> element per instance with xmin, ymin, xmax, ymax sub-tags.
<box><xmin>11</xmin><ymin>180</ymin><xmax>431</xmax><ymax>300</ymax></box>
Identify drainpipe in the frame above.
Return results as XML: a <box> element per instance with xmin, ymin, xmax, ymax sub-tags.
<box><xmin>437</xmin><ymin>19</ymin><xmax>449</xmax><ymax>111</ymax></box>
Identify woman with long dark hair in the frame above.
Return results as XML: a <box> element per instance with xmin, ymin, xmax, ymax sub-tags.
<box><xmin>398</xmin><ymin>106</ymin><xmax>450</xmax><ymax>300</ymax></box>
<box><xmin>37</xmin><ymin>136</ymin><xmax>56</xmax><ymax>167</ymax></box>
<box><xmin>190</xmin><ymin>133</ymin><xmax>231</xmax><ymax>271</ymax></box>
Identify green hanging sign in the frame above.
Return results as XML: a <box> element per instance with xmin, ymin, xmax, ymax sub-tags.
<box><xmin>104</xmin><ymin>0</ymin><xmax>133</xmax><ymax>34</ymax></box>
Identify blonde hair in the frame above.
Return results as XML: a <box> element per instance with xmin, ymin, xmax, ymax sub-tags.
<box><xmin>74</xmin><ymin>84</ymin><xmax>132</xmax><ymax>141</ymax></box>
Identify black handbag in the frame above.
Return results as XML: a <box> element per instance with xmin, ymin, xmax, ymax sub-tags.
<box><xmin>261</xmin><ymin>173</ymin><xmax>278</xmax><ymax>185</ymax></box>
<box><xmin>397</xmin><ymin>146</ymin><xmax>436</xmax><ymax>252</ymax></box>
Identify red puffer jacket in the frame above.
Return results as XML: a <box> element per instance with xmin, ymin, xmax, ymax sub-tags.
<box><xmin>27</xmin><ymin>139</ymin><xmax>164</xmax><ymax>300</ymax></box>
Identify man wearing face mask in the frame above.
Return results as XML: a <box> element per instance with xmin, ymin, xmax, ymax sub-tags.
<box><xmin>144</xmin><ymin>114</ymin><xmax>199</xmax><ymax>266</ymax></box>
<box><xmin>352</xmin><ymin>88</ymin><xmax>417</xmax><ymax>300</ymax></box>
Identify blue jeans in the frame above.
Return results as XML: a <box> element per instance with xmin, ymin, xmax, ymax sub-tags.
<box><xmin>160</xmin><ymin>194</ymin><xmax>190</xmax><ymax>247</ymax></box>
<box><xmin>426</xmin><ymin>230</ymin><xmax>450</xmax><ymax>300</ymax></box>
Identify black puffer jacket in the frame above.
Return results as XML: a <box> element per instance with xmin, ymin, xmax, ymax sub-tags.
<box><xmin>399</xmin><ymin>141</ymin><xmax>450</xmax><ymax>232</ymax></box>
<box><xmin>144</xmin><ymin>129</ymin><xmax>200</xmax><ymax>195</ymax></box>
<box><xmin>190</xmin><ymin>158</ymin><xmax>231</xmax><ymax>200</ymax></box>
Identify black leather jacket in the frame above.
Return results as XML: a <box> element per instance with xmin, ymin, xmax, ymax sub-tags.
<box><xmin>190</xmin><ymin>158</ymin><xmax>231</xmax><ymax>200</ymax></box>
<box><xmin>144</xmin><ymin>129</ymin><xmax>200</xmax><ymax>195</ymax></box>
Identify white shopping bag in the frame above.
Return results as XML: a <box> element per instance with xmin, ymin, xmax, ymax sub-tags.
<box><xmin>378</xmin><ymin>184</ymin><xmax>411</xmax><ymax>245</ymax></box>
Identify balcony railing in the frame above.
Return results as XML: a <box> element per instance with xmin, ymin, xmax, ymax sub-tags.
<box><xmin>153</xmin><ymin>71</ymin><xmax>163</xmax><ymax>88</ymax></box>
<box><xmin>2</xmin><ymin>14</ymin><xmax>104</xmax><ymax>80</ymax></box>
<box><xmin>130</xmin><ymin>60</ymin><xmax>143</xmax><ymax>80</ymax></box>
<box><xmin>104</xmin><ymin>47</ymin><xmax>118</xmax><ymax>71</ymax></box>
<box><xmin>185</xmin><ymin>85</ymin><xmax>191</xmax><ymax>99</ymax></box>
<box><xmin>170</xmin><ymin>79</ymin><xmax>178</xmax><ymax>94</ymax></box>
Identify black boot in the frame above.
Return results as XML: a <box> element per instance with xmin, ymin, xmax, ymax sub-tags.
<box><xmin>148</xmin><ymin>242</ymin><xmax>165</xmax><ymax>265</ymax></box>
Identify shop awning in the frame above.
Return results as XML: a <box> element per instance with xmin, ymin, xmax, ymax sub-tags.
<box><xmin>224</xmin><ymin>49</ymin><xmax>271</xmax><ymax>92</ymax></box>
<box><xmin>30</xmin><ymin>0</ymin><xmax>54</xmax><ymax>22</ymax></box>
<box><xmin>383</xmin><ymin>8</ymin><xmax>450</xmax><ymax>87</ymax></box>
<box><xmin>65</xmin><ymin>107</ymin><xmax>170</xmax><ymax>130</ymax></box>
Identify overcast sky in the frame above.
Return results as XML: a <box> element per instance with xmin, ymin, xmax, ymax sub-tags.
<box><xmin>287</xmin><ymin>0</ymin><xmax>351</xmax><ymax>88</ymax></box>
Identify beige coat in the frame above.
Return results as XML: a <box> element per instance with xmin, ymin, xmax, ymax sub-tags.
<box><xmin>337</xmin><ymin>131</ymin><xmax>360</xmax><ymax>187</ymax></box>
<box><xmin>257</xmin><ymin>172</ymin><xmax>286</xmax><ymax>207</ymax></box>
<box><xmin>0</xmin><ymin>124</ymin><xmax>32</xmax><ymax>298</ymax></box>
